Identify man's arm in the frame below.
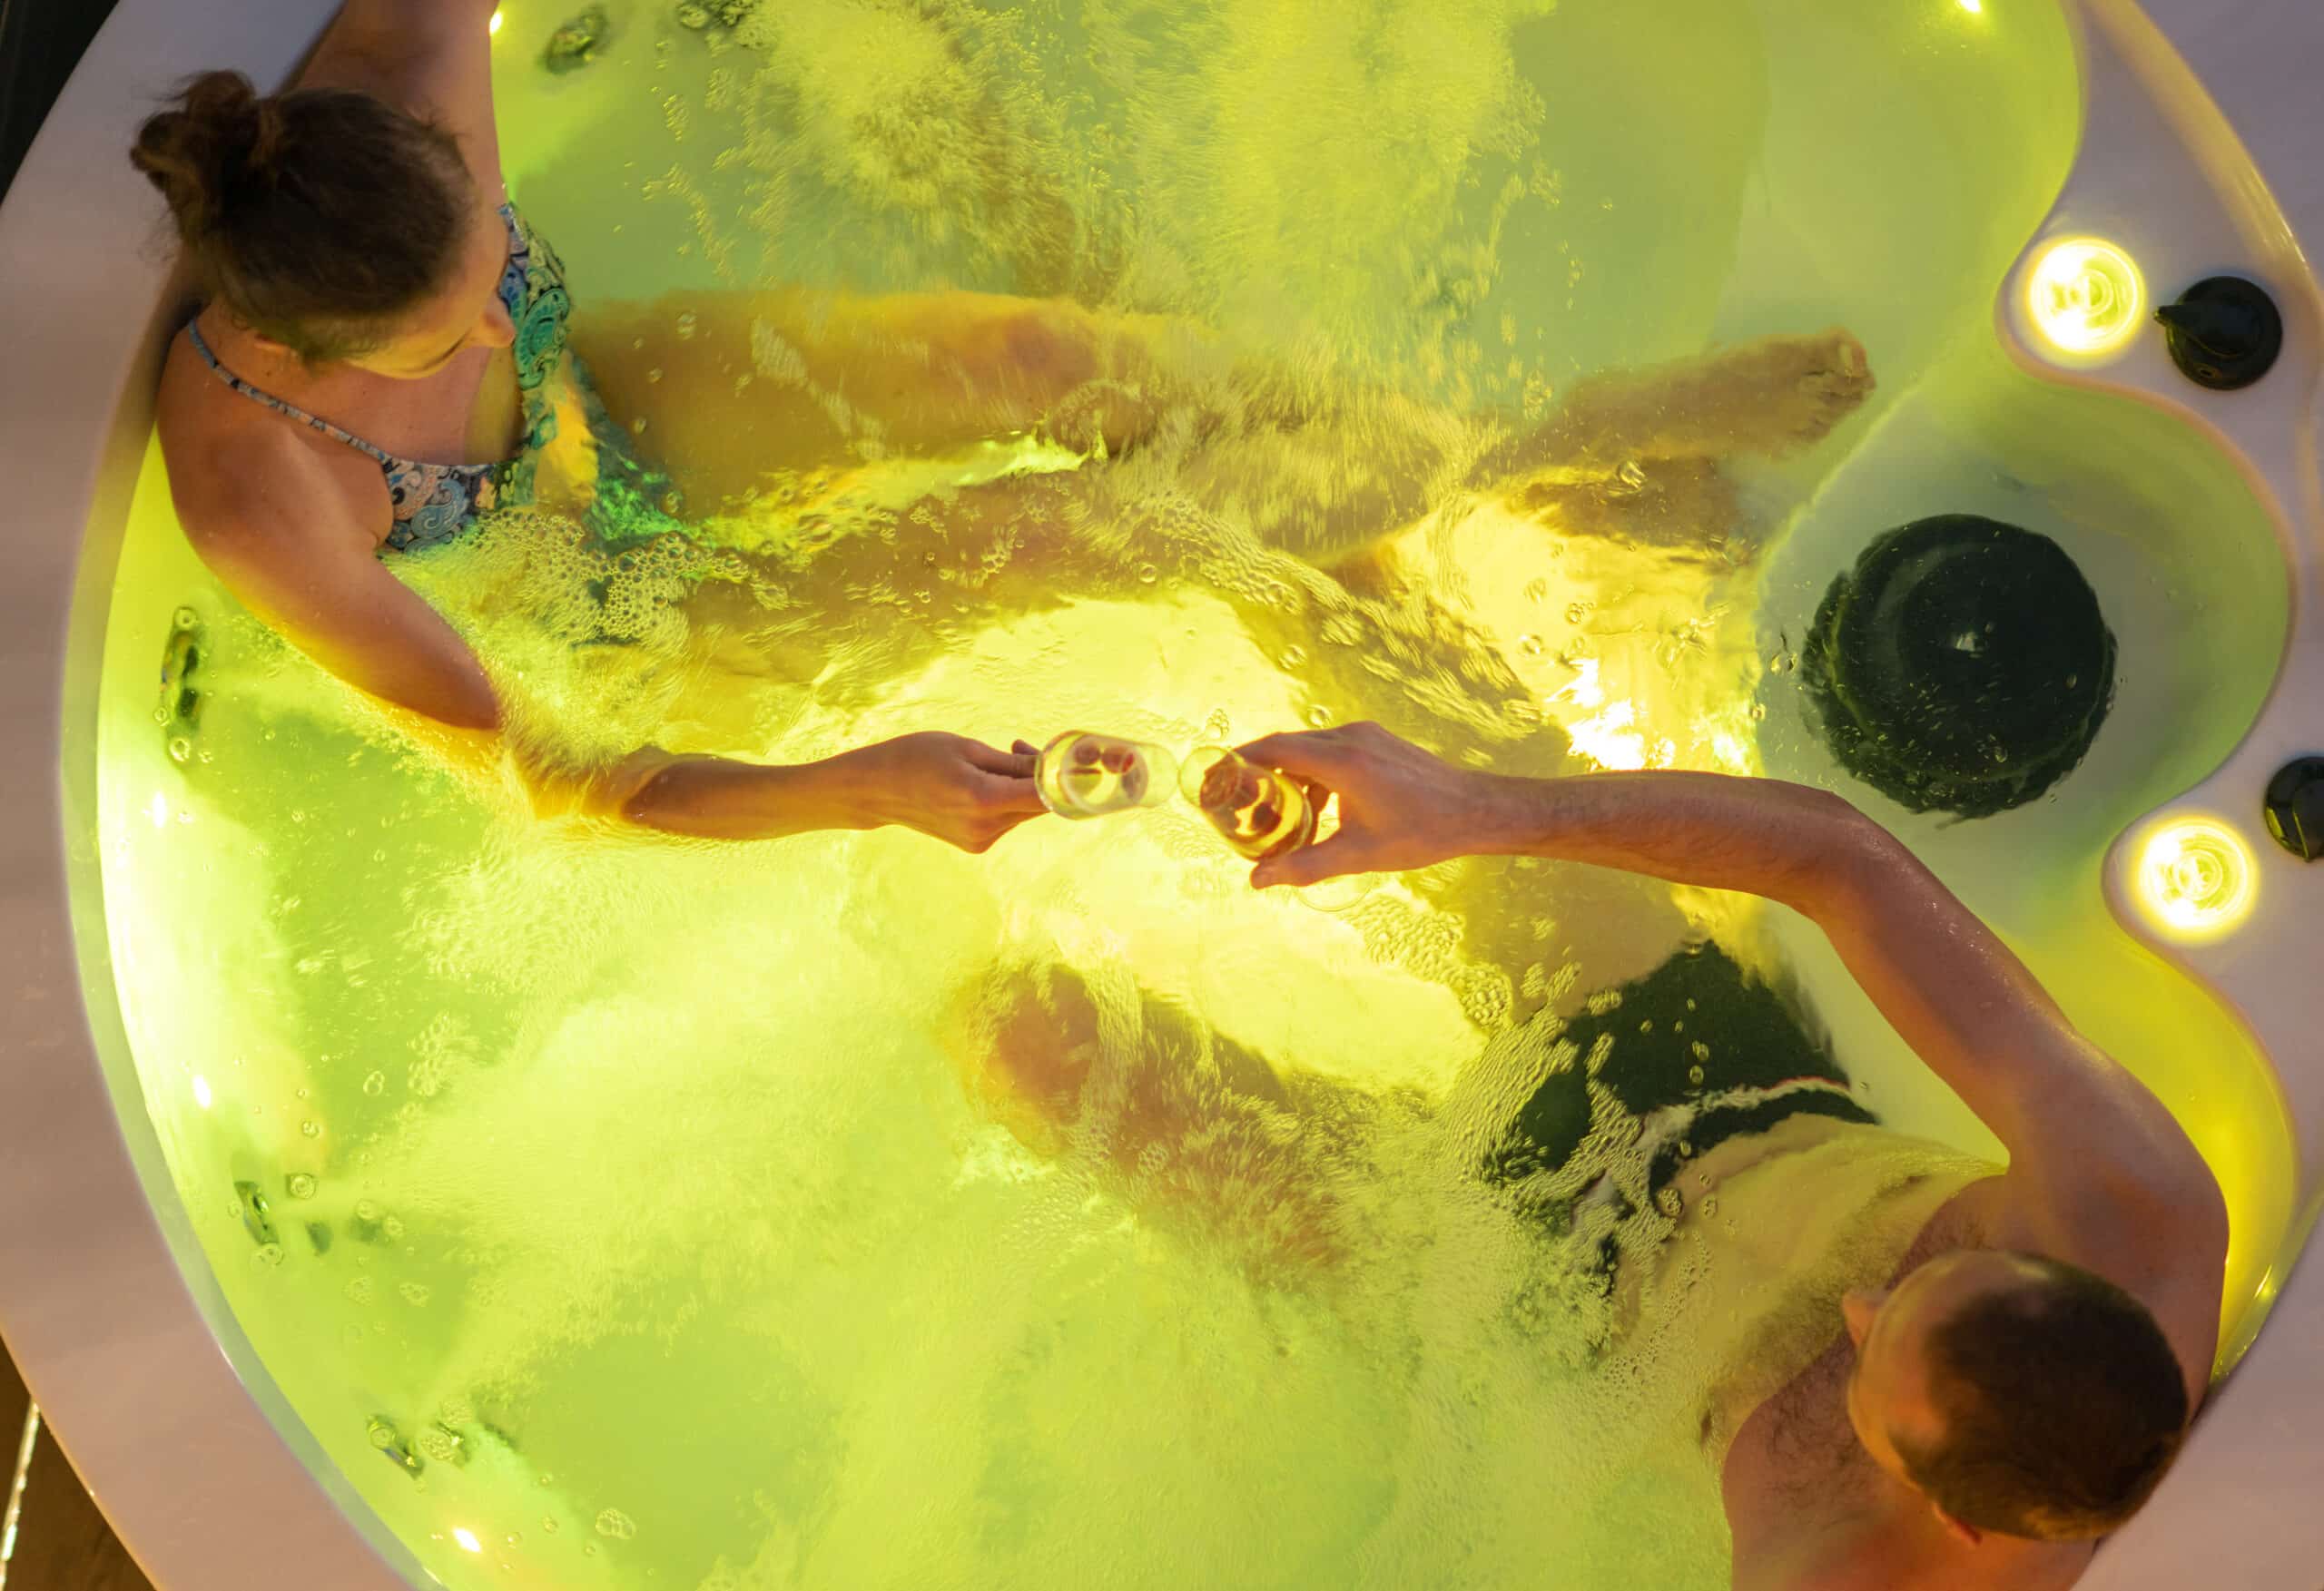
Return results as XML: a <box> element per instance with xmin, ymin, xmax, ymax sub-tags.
<box><xmin>1236</xmin><ymin>724</ymin><xmax>2229</xmax><ymax>1300</ymax></box>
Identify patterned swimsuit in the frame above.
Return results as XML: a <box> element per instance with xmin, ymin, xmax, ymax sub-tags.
<box><xmin>186</xmin><ymin>202</ymin><xmax>673</xmax><ymax>553</ymax></box>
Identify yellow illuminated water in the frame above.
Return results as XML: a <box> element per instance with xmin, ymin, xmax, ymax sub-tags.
<box><xmin>91</xmin><ymin>3</ymin><xmax>2297</xmax><ymax>1587</ymax></box>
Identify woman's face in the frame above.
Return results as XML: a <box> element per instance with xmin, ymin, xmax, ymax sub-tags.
<box><xmin>345</xmin><ymin>206</ymin><xmax>517</xmax><ymax>380</ymax></box>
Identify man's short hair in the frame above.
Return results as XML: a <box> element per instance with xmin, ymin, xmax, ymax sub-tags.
<box><xmin>1898</xmin><ymin>1254</ymin><xmax>2189</xmax><ymax>1539</ymax></box>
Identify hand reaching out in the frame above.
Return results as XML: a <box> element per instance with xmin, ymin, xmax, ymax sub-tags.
<box><xmin>1232</xmin><ymin>722</ymin><xmax>1500</xmax><ymax>889</ymax></box>
<box><xmin>833</xmin><ymin>732</ymin><xmax>1049</xmax><ymax>854</ymax></box>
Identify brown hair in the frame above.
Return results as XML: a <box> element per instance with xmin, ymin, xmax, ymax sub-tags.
<box><xmin>131</xmin><ymin>71</ymin><xmax>476</xmax><ymax>364</ymax></box>
<box><xmin>1899</xmin><ymin>1255</ymin><xmax>2190</xmax><ymax>1540</ymax></box>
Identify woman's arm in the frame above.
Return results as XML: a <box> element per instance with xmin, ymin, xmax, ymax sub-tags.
<box><xmin>296</xmin><ymin>1</ymin><xmax>503</xmax><ymax>192</ymax></box>
<box><xmin>182</xmin><ymin>447</ymin><xmax>1046</xmax><ymax>850</ymax></box>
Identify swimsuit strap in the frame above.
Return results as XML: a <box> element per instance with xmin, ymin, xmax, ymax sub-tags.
<box><xmin>183</xmin><ymin>320</ymin><xmax>424</xmax><ymax>471</ymax></box>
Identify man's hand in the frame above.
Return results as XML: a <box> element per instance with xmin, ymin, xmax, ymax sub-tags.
<box><xmin>1233</xmin><ymin>722</ymin><xmax>1500</xmax><ymax>889</ymax></box>
<box><xmin>836</xmin><ymin>732</ymin><xmax>1049</xmax><ymax>854</ymax></box>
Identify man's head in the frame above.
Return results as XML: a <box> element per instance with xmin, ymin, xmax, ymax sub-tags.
<box><xmin>1842</xmin><ymin>1250</ymin><xmax>2189</xmax><ymax>1544</ymax></box>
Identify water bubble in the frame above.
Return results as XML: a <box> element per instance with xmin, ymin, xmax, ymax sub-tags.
<box><xmin>355</xmin><ymin>1199</ymin><xmax>382</xmax><ymax>1221</ymax></box>
<box><xmin>661</xmin><ymin>489</ymin><xmax>686</xmax><ymax>516</ymax></box>
<box><xmin>399</xmin><ymin>1282</ymin><xmax>432</xmax><ymax>1307</ymax></box>
<box><xmin>382</xmin><ymin>1215</ymin><xmax>406</xmax><ymax>1239</ymax></box>
<box><xmin>1137</xmin><ymin>564</ymin><xmax>1158</xmax><ymax>584</ymax></box>
<box><xmin>675</xmin><ymin>310</ymin><xmax>698</xmax><ymax>339</ymax></box>
<box><xmin>645</xmin><ymin>368</ymin><xmax>665</xmax><ymax>385</ymax></box>
<box><xmin>542</xmin><ymin>1517</ymin><xmax>560</xmax><ymax>1535</ymax></box>
<box><xmin>630</xmin><ymin>417</ymin><xmax>650</xmax><ymax>437</ymax></box>
<box><xmin>167</xmin><ymin>737</ymin><xmax>193</xmax><ymax>765</ymax></box>
<box><xmin>345</xmin><ymin>1276</ymin><xmax>375</xmax><ymax>1305</ymax></box>
<box><xmin>300</xmin><ymin>1120</ymin><xmax>321</xmax><ymax>1138</ymax></box>
<box><xmin>1614</xmin><ymin>460</ymin><xmax>1649</xmax><ymax>493</ymax></box>
<box><xmin>1691</xmin><ymin>1041</ymin><xmax>1711</xmax><ymax>1063</ymax></box>
<box><xmin>596</xmin><ymin>1508</ymin><xmax>637</xmax><ymax>1540</ymax></box>
<box><xmin>1277</xmin><ymin>645</ymin><xmax>1307</xmax><ymax>668</ymax></box>
<box><xmin>1565</xmin><ymin>602</ymin><xmax>1591</xmax><ymax>626</ymax></box>
<box><xmin>1768</xmin><ymin>649</ymin><xmax>1796</xmax><ymax>675</ymax></box>
<box><xmin>1305</xmin><ymin>705</ymin><xmax>1333</xmax><ymax>727</ymax></box>
<box><xmin>1656</xmin><ymin>1188</ymin><xmax>1683</xmax><ymax>1218</ymax></box>
<box><xmin>172</xmin><ymin>605</ymin><xmax>200</xmax><ymax>631</ymax></box>
<box><xmin>1687</xmin><ymin>1065</ymin><xmax>1706</xmax><ymax>1086</ymax></box>
<box><xmin>1748</xmin><ymin>702</ymin><xmax>1768</xmax><ymax>722</ymax></box>
<box><xmin>288</xmin><ymin>1174</ymin><xmax>318</xmax><ymax>1201</ymax></box>
<box><xmin>1517</xmin><ymin>634</ymin><xmax>1544</xmax><ymax>658</ymax></box>
<box><xmin>1701</xmin><ymin>1198</ymin><xmax>1719</xmax><ymax>1217</ymax></box>
<box><xmin>252</xmin><ymin>1243</ymin><xmax>285</xmax><ymax>1269</ymax></box>
<box><xmin>362</xmin><ymin>1071</ymin><xmax>386</xmax><ymax>1096</ymax></box>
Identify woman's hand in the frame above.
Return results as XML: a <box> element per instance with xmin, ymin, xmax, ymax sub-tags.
<box><xmin>1232</xmin><ymin>722</ymin><xmax>1504</xmax><ymax>889</ymax></box>
<box><xmin>831</xmin><ymin>732</ymin><xmax>1049</xmax><ymax>854</ymax></box>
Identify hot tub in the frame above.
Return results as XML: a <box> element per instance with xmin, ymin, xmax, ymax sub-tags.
<box><xmin>2</xmin><ymin>0</ymin><xmax>2319</xmax><ymax>1586</ymax></box>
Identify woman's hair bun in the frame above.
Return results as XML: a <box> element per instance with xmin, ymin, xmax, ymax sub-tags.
<box><xmin>130</xmin><ymin>71</ymin><xmax>289</xmax><ymax>241</ymax></box>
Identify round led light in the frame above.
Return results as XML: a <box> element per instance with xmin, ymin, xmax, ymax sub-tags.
<box><xmin>2026</xmin><ymin>238</ymin><xmax>2146</xmax><ymax>359</ymax></box>
<box><xmin>2134</xmin><ymin>818</ymin><xmax>2256</xmax><ymax>939</ymax></box>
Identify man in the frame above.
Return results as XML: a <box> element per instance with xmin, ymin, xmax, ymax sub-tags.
<box><xmin>954</xmin><ymin>722</ymin><xmax>2224</xmax><ymax>1590</ymax></box>
<box><xmin>1259</xmin><ymin>722</ymin><xmax>2223</xmax><ymax>1589</ymax></box>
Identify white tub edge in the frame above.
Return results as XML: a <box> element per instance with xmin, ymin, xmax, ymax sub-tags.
<box><xmin>0</xmin><ymin>1</ymin><xmax>428</xmax><ymax>1585</ymax></box>
<box><xmin>2051</xmin><ymin>1</ymin><xmax>2324</xmax><ymax>1586</ymax></box>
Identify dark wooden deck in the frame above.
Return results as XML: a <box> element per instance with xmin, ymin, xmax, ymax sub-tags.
<box><xmin>1</xmin><ymin>1341</ymin><xmax>153</xmax><ymax>1591</ymax></box>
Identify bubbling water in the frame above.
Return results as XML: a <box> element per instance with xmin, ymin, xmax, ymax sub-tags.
<box><xmin>118</xmin><ymin>1</ymin><xmax>2048</xmax><ymax>1586</ymax></box>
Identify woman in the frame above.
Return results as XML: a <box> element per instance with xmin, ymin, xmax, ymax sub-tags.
<box><xmin>140</xmin><ymin>2</ymin><xmax>1875</xmax><ymax>851</ymax></box>
<box><xmin>136</xmin><ymin>0</ymin><xmax>1160</xmax><ymax>850</ymax></box>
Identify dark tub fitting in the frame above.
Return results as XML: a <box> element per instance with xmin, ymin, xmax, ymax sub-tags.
<box><xmin>1800</xmin><ymin>516</ymin><xmax>2116</xmax><ymax>820</ymax></box>
<box><xmin>2157</xmin><ymin>276</ymin><xmax>2282</xmax><ymax>391</ymax></box>
<box><xmin>2264</xmin><ymin>757</ymin><xmax>2324</xmax><ymax>860</ymax></box>
<box><xmin>544</xmin><ymin>6</ymin><xmax>611</xmax><ymax>73</ymax></box>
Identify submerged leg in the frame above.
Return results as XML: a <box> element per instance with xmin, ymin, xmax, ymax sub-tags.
<box><xmin>574</xmin><ymin>288</ymin><xmax>1208</xmax><ymax>510</ymax></box>
<box><xmin>947</xmin><ymin>958</ymin><xmax>1378</xmax><ymax>1274</ymax></box>
<box><xmin>1478</xmin><ymin>328</ymin><xmax>1875</xmax><ymax>485</ymax></box>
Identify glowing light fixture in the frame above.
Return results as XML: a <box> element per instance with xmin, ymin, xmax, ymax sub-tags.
<box><xmin>454</xmin><ymin>1527</ymin><xmax>483</xmax><ymax>1554</ymax></box>
<box><xmin>192</xmin><ymin>1075</ymin><xmax>213</xmax><ymax>1109</ymax></box>
<box><xmin>2026</xmin><ymin>238</ymin><xmax>2146</xmax><ymax>359</ymax></box>
<box><xmin>2134</xmin><ymin>818</ymin><xmax>2256</xmax><ymax>938</ymax></box>
<box><xmin>488</xmin><ymin>9</ymin><xmax>505</xmax><ymax>34</ymax></box>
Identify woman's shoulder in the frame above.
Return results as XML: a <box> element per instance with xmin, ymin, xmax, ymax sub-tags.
<box><xmin>158</xmin><ymin>344</ymin><xmax>382</xmax><ymax>559</ymax></box>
